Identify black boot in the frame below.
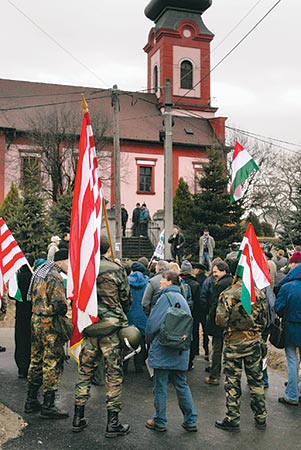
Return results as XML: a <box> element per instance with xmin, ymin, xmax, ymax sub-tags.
<box><xmin>40</xmin><ymin>391</ymin><xmax>69</xmax><ymax>419</ymax></box>
<box><xmin>24</xmin><ymin>384</ymin><xmax>42</xmax><ymax>413</ymax></box>
<box><xmin>105</xmin><ymin>410</ymin><xmax>130</xmax><ymax>438</ymax></box>
<box><xmin>72</xmin><ymin>405</ymin><xmax>88</xmax><ymax>432</ymax></box>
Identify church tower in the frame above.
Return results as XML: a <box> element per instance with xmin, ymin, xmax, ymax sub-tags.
<box><xmin>144</xmin><ymin>0</ymin><xmax>217</xmax><ymax>118</ymax></box>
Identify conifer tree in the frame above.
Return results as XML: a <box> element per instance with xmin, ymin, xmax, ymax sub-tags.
<box><xmin>0</xmin><ymin>182</ymin><xmax>22</xmax><ymax>232</ymax></box>
<box><xmin>49</xmin><ymin>190</ymin><xmax>73</xmax><ymax>234</ymax></box>
<box><xmin>173</xmin><ymin>177</ymin><xmax>194</xmax><ymax>232</ymax></box>
<box><xmin>184</xmin><ymin>145</ymin><xmax>243</xmax><ymax>259</ymax></box>
<box><xmin>13</xmin><ymin>167</ymin><xmax>51</xmax><ymax>256</ymax></box>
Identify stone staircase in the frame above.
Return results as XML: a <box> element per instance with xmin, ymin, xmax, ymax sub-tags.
<box><xmin>122</xmin><ymin>236</ymin><xmax>154</xmax><ymax>260</ymax></box>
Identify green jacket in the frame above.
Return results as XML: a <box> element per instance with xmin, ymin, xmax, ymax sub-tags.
<box><xmin>96</xmin><ymin>256</ymin><xmax>131</xmax><ymax>329</ymax></box>
<box><xmin>216</xmin><ymin>280</ymin><xmax>267</xmax><ymax>352</ymax></box>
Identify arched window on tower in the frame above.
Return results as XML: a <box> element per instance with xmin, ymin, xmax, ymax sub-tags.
<box><xmin>180</xmin><ymin>60</ymin><xmax>193</xmax><ymax>90</ymax></box>
<box><xmin>153</xmin><ymin>65</ymin><xmax>158</xmax><ymax>92</ymax></box>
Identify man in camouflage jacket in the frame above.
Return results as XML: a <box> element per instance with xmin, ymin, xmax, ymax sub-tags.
<box><xmin>214</xmin><ymin>279</ymin><xmax>267</xmax><ymax>432</ymax></box>
<box><xmin>73</xmin><ymin>235</ymin><xmax>131</xmax><ymax>438</ymax></box>
<box><xmin>24</xmin><ymin>248</ymin><xmax>69</xmax><ymax>419</ymax></box>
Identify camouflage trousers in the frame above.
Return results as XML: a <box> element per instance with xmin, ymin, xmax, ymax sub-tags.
<box><xmin>27</xmin><ymin>316</ymin><xmax>65</xmax><ymax>393</ymax></box>
<box><xmin>75</xmin><ymin>333</ymin><xmax>123</xmax><ymax>412</ymax></box>
<box><xmin>223</xmin><ymin>342</ymin><xmax>267</xmax><ymax>425</ymax></box>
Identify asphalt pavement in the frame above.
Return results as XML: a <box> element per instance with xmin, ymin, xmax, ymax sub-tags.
<box><xmin>1</xmin><ymin>327</ymin><xmax>301</xmax><ymax>450</ymax></box>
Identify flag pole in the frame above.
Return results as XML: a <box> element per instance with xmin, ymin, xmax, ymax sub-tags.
<box><xmin>102</xmin><ymin>198</ymin><xmax>115</xmax><ymax>261</ymax></box>
<box><xmin>81</xmin><ymin>94</ymin><xmax>88</xmax><ymax>113</ymax></box>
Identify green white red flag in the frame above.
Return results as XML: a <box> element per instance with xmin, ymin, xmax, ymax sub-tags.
<box><xmin>236</xmin><ymin>223</ymin><xmax>271</xmax><ymax>314</ymax></box>
<box><xmin>230</xmin><ymin>141</ymin><xmax>259</xmax><ymax>203</ymax></box>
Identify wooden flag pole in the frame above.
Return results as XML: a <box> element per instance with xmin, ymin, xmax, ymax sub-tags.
<box><xmin>102</xmin><ymin>198</ymin><xmax>115</xmax><ymax>261</ymax></box>
<box><xmin>81</xmin><ymin>94</ymin><xmax>89</xmax><ymax>113</ymax></box>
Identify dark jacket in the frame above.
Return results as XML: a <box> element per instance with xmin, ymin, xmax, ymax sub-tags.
<box><xmin>132</xmin><ymin>207</ymin><xmax>141</xmax><ymax>225</ymax></box>
<box><xmin>180</xmin><ymin>274</ymin><xmax>200</xmax><ymax>319</ymax></box>
<box><xmin>274</xmin><ymin>264</ymin><xmax>301</xmax><ymax>347</ymax></box>
<box><xmin>206</xmin><ymin>273</ymin><xmax>233</xmax><ymax>337</ymax></box>
<box><xmin>168</xmin><ymin>233</ymin><xmax>185</xmax><ymax>259</ymax></box>
<box><xmin>121</xmin><ymin>207</ymin><xmax>128</xmax><ymax>226</ymax></box>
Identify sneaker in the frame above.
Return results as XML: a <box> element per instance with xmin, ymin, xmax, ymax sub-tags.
<box><xmin>182</xmin><ymin>423</ymin><xmax>198</xmax><ymax>432</ymax></box>
<box><xmin>255</xmin><ymin>419</ymin><xmax>266</xmax><ymax>430</ymax></box>
<box><xmin>278</xmin><ymin>397</ymin><xmax>298</xmax><ymax>406</ymax></box>
<box><xmin>145</xmin><ymin>419</ymin><xmax>167</xmax><ymax>432</ymax></box>
<box><xmin>263</xmin><ymin>383</ymin><xmax>269</xmax><ymax>389</ymax></box>
<box><xmin>204</xmin><ymin>376</ymin><xmax>219</xmax><ymax>386</ymax></box>
<box><xmin>215</xmin><ymin>419</ymin><xmax>240</xmax><ymax>432</ymax></box>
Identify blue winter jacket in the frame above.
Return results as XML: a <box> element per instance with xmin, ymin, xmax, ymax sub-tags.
<box><xmin>127</xmin><ymin>271</ymin><xmax>148</xmax><ymax>335</ymax></box>
<box><xmin>274</xmin><ymin>264</ymin><xmax>301</xmax><ymax>347</ymax></box>
<box><xmin>145</xmin><ymin>285</ymin><xmax>191</xmax><ymax>371</ymax></box>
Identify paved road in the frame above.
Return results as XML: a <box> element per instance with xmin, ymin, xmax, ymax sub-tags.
<box><xmin>1</xmin><ymin>328</ymin><xmax>301</xmax><ymax>450</ymax></box>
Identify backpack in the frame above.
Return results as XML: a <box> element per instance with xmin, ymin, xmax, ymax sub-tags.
<box><xmin>159</xmin><ymin>293</ymin><xmax>193</xmax><ymax>351</ymax></box>
<box><xmin>180</xmin><ymin>279</ymin><xmax>193</xmax><ymax>310</ymax></box>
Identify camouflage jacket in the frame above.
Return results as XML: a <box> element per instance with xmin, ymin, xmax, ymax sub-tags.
<box><xmin>216</xmin><ymin>280</ymin><xmax>267</xmax><ymax>351</ymax></box>
<box><xmin>30</xmin><ymin>262</ymin><xmax>68</xmax><ymax>317</ymax></box>
<box><xmin>96</xmin><ymin>256</ymin><xmax>131</xmax><ymax>328</ymax></box>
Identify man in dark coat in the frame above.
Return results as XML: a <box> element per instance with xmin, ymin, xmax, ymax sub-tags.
<box><xmin>204</xmin><ymin>260</ymin><xmax>232</xmax><ymax>385</ymax></box>
<box><xmin>180</xmin><ymin>260</ymin><xmax>200</xmax><ymax>370</ymax></box>
<box><xmin>121</xmin><ymin>204</ymin><xmax>129</xmax><ymax>237</ymax></box>
<box><xmin>275</xmin><ymin>251</ymin><xmax>301</xmax><ymax>406</ymax></box>
<box><xmin>131</xmin><ymin>203</ymin><xmax>141</xmax><ymax>237</ymax></box>
<box><xmin>168</xmin><ymin>227</ymin><xmax>185</xmax><ymax>266</ymax></box>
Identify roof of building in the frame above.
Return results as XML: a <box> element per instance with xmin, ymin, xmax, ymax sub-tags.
<box><xmin>0</xmin><ymin>78</ymin><xmax>215</xmax><ymax>147</ymax></box>
<box><xmin>145</xmin><ymin>0</ymin><xmax>212</xmax><ymax>21</ymax></box>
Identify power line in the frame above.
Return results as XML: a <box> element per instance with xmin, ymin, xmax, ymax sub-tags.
<box><xmin>174</xmin><ymin>0</ymin><xmax>282</xmax><ymax>105</ymax></box>
<box><xmin>7</xmin><ymin>0</ymin><xmax>109</xmax><ymax>87</ymax></box>
<box><xmin>212</xmin><ymin>0</ymin><xmax>265</xmax><ymax>53</ymax></box>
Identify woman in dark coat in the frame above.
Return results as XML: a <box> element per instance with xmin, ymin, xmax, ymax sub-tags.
<box><xmin>14</xmin><ymin>254</ymin><xmax>35</xmax><ymax>378</ymax></box>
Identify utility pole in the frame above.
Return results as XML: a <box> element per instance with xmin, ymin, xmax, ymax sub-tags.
<box><xmin>163</xmin><ymin>78</ymin><xmax>173</xmax><ymax>260</ymax></box>
<box><xmin>111</xmin><ymin>84</ymin><xmax>122</xmax><ymax>260</ymax></box>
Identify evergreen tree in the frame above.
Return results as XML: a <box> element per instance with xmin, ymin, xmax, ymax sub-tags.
<box><xmin>244</xmin><ymin>212</ymin><xmax>263</xmax><ymax>236</ymax></box>
<box><xmin>173</xmin><ymin>178</ymin><xmax>194</xmax><ymax>232</ymax></box>
<box><xmin>0</xmin><ymin>182</ymin><xmax>22</xmax><ymax>232</ymax></box>
<box><xmin>49</xmin><ymin>190</ymin><xmax>73</xmax><ymax>234</ymax></box>
<box><xmin>184</xmin><ymin>145</ymin><xmax>243</xmax><ymax>259</ymax></box>
<box><xmin>13</xmin><ymin>167</ymin><xmax>51</xmax><ymax>256</ymax></box>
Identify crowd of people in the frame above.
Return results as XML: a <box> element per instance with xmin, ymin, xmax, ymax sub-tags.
<box><xmin>2</xmin><ymin>226</ymin><xmax>301</xmax><ymax>439</ymax></box>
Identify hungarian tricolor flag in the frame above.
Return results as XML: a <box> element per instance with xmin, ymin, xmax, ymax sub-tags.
<box><xmin>230</xmin><ymin>141</ymin><xmax>259</xmax><ymax>203</ymax></box>
<box><xmin>236</xmin><ymin>223</ymin><xmax>271</xmax><ymax>314</ymax></box>
<box><xmin>67</xmin><ymin>97</ymin><xmax>102</xmax><ymax>362</ymax></box>
<box><xmin>0</xmin><ymin>218</ymin><xmax>28</xmax><ymax>306</ymax></box>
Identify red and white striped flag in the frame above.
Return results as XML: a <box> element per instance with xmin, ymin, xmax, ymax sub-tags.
<box><xmin>0</xmin><ymin>218</ymin><xmax>28</xmax><ymax>302</ymax></box>
<box><xmin>67</xmin><ymin>103</ymin><xmax>102</xmax><ymax>362</ymax></box>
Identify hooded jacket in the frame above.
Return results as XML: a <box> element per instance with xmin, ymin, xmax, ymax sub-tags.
<box><xmin>275</xmin><ymin>263</ymin><xmax>301</xmax><ymax>347</ymax></box>
<box><xmin>127</xmin><ymin>271</ymin><xmax>148</xmax><ymax>335</ymax></box>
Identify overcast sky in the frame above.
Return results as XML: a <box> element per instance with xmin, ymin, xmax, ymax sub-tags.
<box><xmin>1</xmin><ymin>0</ymin><xmax>300</xmax><ymax>151</ymax></box>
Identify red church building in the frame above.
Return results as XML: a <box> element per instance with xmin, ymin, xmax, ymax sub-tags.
<box><xmin>0</xmin><ymin>0</ymin><xmax>226</xmax><ymax>226</ymax></box>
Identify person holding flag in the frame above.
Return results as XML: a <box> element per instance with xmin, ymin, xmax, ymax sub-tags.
<box><xmin>214</xmin><ymin>224</ymin><xmax>270</xmax><ymax>432</ymax></box>
<box><xmin>24</xmin><ymin>249</ymin><xmax>69</xmax><ymax>419</ymax></box>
